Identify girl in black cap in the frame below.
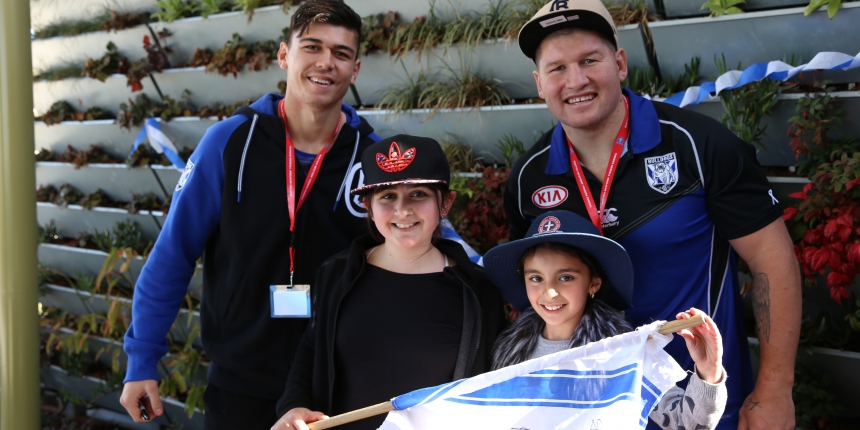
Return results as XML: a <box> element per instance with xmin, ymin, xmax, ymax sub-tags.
<box><xmin>273</xmin><ymin>135</ymin><xmax>504</xmax><ymax>430</ymax></box>
<box><xmin>484</xmin><ymin>210</ymin><xmax>727</xmax><ymax>430</ymax></box>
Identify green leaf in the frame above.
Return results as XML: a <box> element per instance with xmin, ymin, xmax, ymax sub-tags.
<box><xmin>805</xmin><ymin>0</ymin><xmax>830</xmax><ymax>16</ymax></box>
<box><xmin>827</xmin><ymin>0</ymin><xmax>841</xmax><ymax>19</ymax></box>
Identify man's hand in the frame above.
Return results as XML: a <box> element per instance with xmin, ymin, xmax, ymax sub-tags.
<box><xmin>737</xmin><ymin>383</ymin><xmax>795</xmax><ymax>430</ymax></box>
<box><xmin>271</xmin><ymin>407</ymin><xmax>328</xmax><ymax>430</ymax></box>
<box><xmin>119</xmin><ymin>380</ymin><xmax>163</xmax><ymax>422</ymax></box>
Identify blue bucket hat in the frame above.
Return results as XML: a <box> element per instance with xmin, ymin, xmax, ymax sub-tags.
<box><xmin>484</xmin><ymin>210</ymin><xmax>634</xmax><ymax>312</ymax></box>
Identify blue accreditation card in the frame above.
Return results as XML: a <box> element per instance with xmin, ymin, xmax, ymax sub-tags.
<box><xmin>270</xmin><ymin>284</ymin><xmax>311</xmax><ymax>318</ymax></box>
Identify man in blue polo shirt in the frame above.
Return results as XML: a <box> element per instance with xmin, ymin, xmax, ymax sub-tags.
<box><xmin>504</xmin><ymin>1</ymin><xmax>801</xmax><ymax>429</ymax></box>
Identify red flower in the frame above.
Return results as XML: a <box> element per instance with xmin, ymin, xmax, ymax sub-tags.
<box><xmin>783</xmin><ymin>207</ymin><xmax>799</xmax><ymax>221</ymax></box>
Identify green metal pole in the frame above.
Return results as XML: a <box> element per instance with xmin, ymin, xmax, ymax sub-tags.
<box><xmin>0</xmin><ymin>0</ymin><xmax>40</xmax><ymax>428</ymax></box>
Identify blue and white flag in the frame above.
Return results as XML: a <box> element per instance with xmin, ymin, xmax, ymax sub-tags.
<box><xmin>440</xmin><ymin>218</ymin><xmax>482</xmax><ymax>264</ymax></box>
<box><xmin>130</xmin><ymin>118</ymin><xmax>186</xmax><ymax>170</ymax></box>
<box><xmin>379</xmin><ymin>321</ymin><xmax>686</xmax><ymax>430</ymax></box>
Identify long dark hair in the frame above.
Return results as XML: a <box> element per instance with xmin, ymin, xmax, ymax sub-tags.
<box><xmin>491</xmin><ymin>300</ymin><xmax>633</xmax><ymax>370</ymax></box>
<box><xmin>360</xmin><ymin>183</ymin><xmax>451</xmax><ymax>243</ymax></box>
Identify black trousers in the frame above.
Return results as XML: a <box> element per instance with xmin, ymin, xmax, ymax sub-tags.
<box><xmin>203</xmin><ymin>383</ymin><xmax>279</xmax><ymax>430</ymax></box>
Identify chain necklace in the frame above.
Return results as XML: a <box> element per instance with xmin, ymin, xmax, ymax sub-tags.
<box><xmin>397</xmin><ymin>245</ymin><xmax>434</xmax><ymax>263</ymax></box>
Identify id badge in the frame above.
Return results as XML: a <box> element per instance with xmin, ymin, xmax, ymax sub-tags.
<box><xmin>270</xmin><ymin>284</ymin><xmax>311</xmax><ymax>318</ymax></box>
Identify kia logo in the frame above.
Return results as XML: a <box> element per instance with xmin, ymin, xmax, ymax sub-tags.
<box><xmin>531</xmin><ymin>186</ymin><xmax>568</xmax><ymax>209</ymax></box>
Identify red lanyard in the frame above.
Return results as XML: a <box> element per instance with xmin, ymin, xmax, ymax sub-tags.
<box><xmin>567</xmin><ymin>96</ymin><xmax>630</xmax><ymax>236</ymax></box>
<box><xmin>278</xmin><ymin>99</ymin><xmax>342</xmax><ymax>277</ymax></box>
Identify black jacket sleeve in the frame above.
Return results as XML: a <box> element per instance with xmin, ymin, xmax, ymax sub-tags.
<box><xmin>504</xmin><ymin>161</ymin><xmax>531</xmax><ymax>241</ymax></box>
<box><xmin>276</xmin><ymin>258</ymin><xmax>338</xmax><ymax>416</ymax></box>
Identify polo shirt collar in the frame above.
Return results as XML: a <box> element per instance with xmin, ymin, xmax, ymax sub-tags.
<box><xmin>544</xmin><ymin>88</ymin><xmax>662</xmax><ymax>175</ymax></box>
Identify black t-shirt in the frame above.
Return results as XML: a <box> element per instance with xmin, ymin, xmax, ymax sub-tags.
<box><xmin>331</xmin><ymin>264</ymin><xmax>464</xmax><ymax>430</ymax></box>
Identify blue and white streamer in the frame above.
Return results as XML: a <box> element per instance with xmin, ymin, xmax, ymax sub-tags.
<box><xmin>130</xmin><ymin>118</ymin><xmax>186</xmax><ymax>170</ymax></box>
<box><xmin>664</xmin><ymin>51</ymin><xmax>860</xmax><ymax>107</ymax></box>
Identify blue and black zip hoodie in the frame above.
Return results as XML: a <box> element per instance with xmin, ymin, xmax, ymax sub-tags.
<box><xmin>123</xmin><ymin>93</ymin><xmax>380</xmax><ymax>399</ymax></box>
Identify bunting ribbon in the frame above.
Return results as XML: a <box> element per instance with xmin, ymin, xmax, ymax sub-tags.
<box><xmin>664</xmin><ymin>51</ymin><xmax>860</xmax><ymax>107</ymax></box>
<box><xmin>130</xmin><ymin>118</ymin><xmax>186</xmax><ymax>170</ymax></box>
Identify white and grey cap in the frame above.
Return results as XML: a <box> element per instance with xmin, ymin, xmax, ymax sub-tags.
<box><xmin>517</xmin><ymin>0</ymin><xmax>619</xmax><ymax>60</ymax></box>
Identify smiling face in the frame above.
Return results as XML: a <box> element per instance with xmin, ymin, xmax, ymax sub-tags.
<box><xmin>278</xmin><ymin>22</ymin><xmax>361</xmax><ymax>110</ymax></box>
<box><xmin>523</xmin><ymin>246</ymin><xmax>603</xmax><ymax>341</ymax></box>
<box><xmin>366</xmin><ymin>184</ymin><xmax>456</xmax><ymax>250</ymax></box>
<box><xmin>533</xmin><ymin>29</ymin><xmax>627</xmax><ymax>134</ymax></box>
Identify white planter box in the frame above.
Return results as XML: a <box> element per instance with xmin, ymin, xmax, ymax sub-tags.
<box><xmin>662</xmin><ymin>0</ymin><xmax>809</xmax><ymax>18</ymax></box>
<box><xmin>40</xmin><ymin>284</ymin><xmax>201</xmax><ymax>347</ymax></box>
<box><xmin>52</xmin><ymin>327</ymin><xmax>209</xmax><ymax>386</ymax></box>
<box><xmin>34</xmin><ymin>117</ymin><xmax>213</xmax><ymax>156</ymax></box>
<box><xmin>41</xmin><ymin>365</ymin><xmax>204</xmax><ymax>429</ymax></box>
<box><xmin>684</xmin><ymin>91</ymin><xmax>860</xmax><ymax>166</ymax></box>
<box><xmin>363</xmin><ymin>103</ymin><xmax>557</xmax><ymax>161</ymax></box>
<box><xmin>649</xmin><ymin>3</ymin><xmax>860</xmax><ymax>83</ymax></box>
<box><xmin>36</xmin><ymin>161</ymin><xmax>180</xmax><ymax>202</ymax></box>
<box><xmin>30</xmin><ymin>0</ymin><xmax>159</xmax><ymax>32</ymax></box>
<box><xmin>38</xmin><ymin>243</ymin><xmax>202</xmax><ymax>295</ymax></box>
<box><xmin>354</xmin><ymin>26</ymin><xmax>648</xmax><ymax>106</ymax></box>
<box><xmin>36</xmin><ymin>190</ymin><xmax>167</xmax><ymax>246</ymax></box>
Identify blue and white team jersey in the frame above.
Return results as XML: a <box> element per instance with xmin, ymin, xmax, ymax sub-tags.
<box><xmin>505</xmin><ymin>89</ymin><xmax>783</xmax><ymax>430</ymax></box>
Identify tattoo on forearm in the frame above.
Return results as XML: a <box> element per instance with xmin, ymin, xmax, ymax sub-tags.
<box><xmin>752</xmin><ymin>273</ymin><xmax>771</xmax><ymax>343</ymax></box>
<box><xmin>744</xmin><ymin>398</ymin><xmax>761</xmax><ymax>411</ymax></box>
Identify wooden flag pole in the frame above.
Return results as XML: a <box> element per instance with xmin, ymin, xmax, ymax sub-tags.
<box><xmin>307</xmin><ymin>402</ymin><xmax>394</xmax><ymax>429</ymax></box>
<box><xmin>657</xmin><ymin>314</ymin><xmax>704</xmax><ymax>335</ymax></box>
<box><xmin>306</xmin><ymin>314</ymin><xmax>705</xmax><ymax>430</ymax></box>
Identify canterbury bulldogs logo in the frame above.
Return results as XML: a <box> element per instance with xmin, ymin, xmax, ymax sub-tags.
<box><xmin>532</xmin><ymin>185</ymin><xmax>568</xmax><ymax>209</ymax></box>
<box><xmin>645</xmin><ymin>153</ymin><xmax>678</xmax><ymax>194</ymax></box>
<box><xmin>537</xmin><ymin>216</ymin><xmax>561</xmax><ymax>234</ymax></box>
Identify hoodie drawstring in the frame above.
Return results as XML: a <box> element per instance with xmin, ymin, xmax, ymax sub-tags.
<box><xmin>333</xmin><ymin>130</ymin><xmax>361</xmax><ymax>211</ymax></box>
<box><xmin>237</xmin><ymin>114</ymin><xmax>259</xmax><ymax>202</ymax></box>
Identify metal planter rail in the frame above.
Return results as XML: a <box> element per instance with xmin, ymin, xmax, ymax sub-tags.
<box><xmin>649</xmin><ymin>3</ymin><xmax>860</xmax><ymax>83</ymax></box>
<box><xmin>36</xmin><ymin>162</ymin><xmax>180</xmax><ymax>201</ymax></box>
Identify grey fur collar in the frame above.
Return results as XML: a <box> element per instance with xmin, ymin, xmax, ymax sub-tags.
<box><xmin>491</xmin><ymin>299</ymin><xmax>633</xmax><ymax>370</ymax></box>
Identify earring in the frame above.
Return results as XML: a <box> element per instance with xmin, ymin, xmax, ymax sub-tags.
<box><xmin>590</xmin><ymin>292</ymin><xmax>595</xmax><ymax>299</ymax></box>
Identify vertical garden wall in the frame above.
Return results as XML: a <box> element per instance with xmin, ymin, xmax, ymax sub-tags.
<box><xmin>31</xmin><ymin>0</ymin><xmax>860</xmax><ymax>427</ymax></box>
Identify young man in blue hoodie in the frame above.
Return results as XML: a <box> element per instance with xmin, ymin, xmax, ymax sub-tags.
<box><xmin>119</xmin><ymin>1</ymin><xmax>379</xmax><ymax>428</ymax></box>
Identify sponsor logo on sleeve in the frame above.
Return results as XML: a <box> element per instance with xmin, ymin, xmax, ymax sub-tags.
<box><xmin>645</xmin><ymin>152</ymin><xmax>678</xmax><ymax>194</ymax></box>
<box><xmin>175</xmin><ymin>160</ymin><xmax>194</xmax><ymax>191</ymax></box>
<box><xmin>531</xmin><ymin>185</ymin><xmax>569</xmax><ymax>209</ymax></box>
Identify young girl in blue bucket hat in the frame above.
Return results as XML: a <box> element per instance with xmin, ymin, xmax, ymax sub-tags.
<box><xmin>484</xmin><ymin>210</ymin><xmax>727</xmax><ymax>429</ymax></box>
